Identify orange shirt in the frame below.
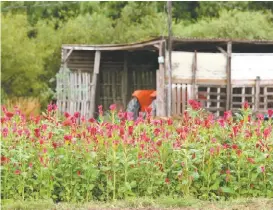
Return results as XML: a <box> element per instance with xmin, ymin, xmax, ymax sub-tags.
<box><xmin>132</xmin><ymin>90</ymin><xmax>156</xmax><ymax>112</ymax></box>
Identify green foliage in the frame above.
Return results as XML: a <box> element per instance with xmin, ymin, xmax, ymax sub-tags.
<box><xmin>1</xmin><ymin>1</ymin><xmax>273</xmax><ymax>104</ymax></box>
<box><xmin>174</xmin><ymin>10</ymin><xmax>273</xmax><ymax>39</ymax></box>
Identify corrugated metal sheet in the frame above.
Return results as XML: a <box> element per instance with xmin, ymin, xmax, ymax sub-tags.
<box><xmin>62</xmin><ymin>36</ymin><xmax>273</xmax><ymax>50</ymax></box>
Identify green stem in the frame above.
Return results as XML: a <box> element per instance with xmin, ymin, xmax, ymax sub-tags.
<box><xmin>113</xmin><ymin>148</ymin><xmax>116</xmax><ymax>200</ymax></box>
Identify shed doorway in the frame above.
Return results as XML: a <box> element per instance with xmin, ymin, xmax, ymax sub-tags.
<box><xmin>97</xmin><ymin>50</ymin><xmax>158</xmax><ymax>113</ymax></box>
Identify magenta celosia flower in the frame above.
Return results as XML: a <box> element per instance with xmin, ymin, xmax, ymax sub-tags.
<box><xmin>63</xmin><ymin>119</ymin><xmax>73</xmax><ymax>127</ymax></box>
<box><xmin>14</xmin><ymin>169</ymin><xmax>21</xmax><ymax>175</ymax></box>
<box><xmin>41</xmin><ymin>124</ymin><xmax>47</xmax><ymax>131</ymax></box>
<box><xmin>260</xmin><ymin>166</ymin><xmax>265</xmax><ymax>173</ymax></box>
<box><xmin>74</xmin><ymin>112</ymin><xmax>80</xmax><ymax>118</ymax></box>
<box><xmin>64</xmin><ymin>112</ymin><xmax>70</xmax><ymax>118</ymax></box>
<box><xmin>110</xmin><ymin>104</ymin><xmax>117</xmax><ymax>111</ymax></box>
<box><xmin>5</xmin><ymin>112</ymin><xmax>14</xmax><ymax>118</ymax></box>
<box><xmin>247</xmin><ymin>157</ymin><xmax>255</xmax><ymax>164</ymax></box>
<box><xmin>188</xmin><ymin>100</ymin><xmax>202</xmax><ymax>110</ymax></box>
<box><xmin>268</xmin><ymin>109</ymin><xmax>273</xmax><ymax>118</ymax></box>
<box><xmin>98</xmin><ymin>105</ymin><xmax>103</xmax><ymax>116</ymax></box>
<box><xmin>34</xmin><ymin>128</ymin><xmax>40</xmax><ymax>138</ymax></box>
<box><xmin>243</xmin><ymin>101</ymin><xmax>249</xmax><ymax>110</ymax></box>
<box><xmin>232</xmin><ymin>126</ymin><xmax>239</xmax><ymax>137</ymax></box>
<box><xmin>2</xmin><ymin>127</ymin><xmax>8</xmax><ymax>137</ymax></box>
<box><xmin>263</xmin><ymin>127</ymin><xmax>272</xmax><ymax>139</ymax></box>
<box><xmin>64</xmin><ymin>135</ymin><xmax>72</xmax><ymax>143</ymax></box>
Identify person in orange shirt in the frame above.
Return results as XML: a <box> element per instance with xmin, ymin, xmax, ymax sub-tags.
<box><xmin>126</xmin><ymin>90</ymin><xmax>156</xmax><ymax>120</ymax></box>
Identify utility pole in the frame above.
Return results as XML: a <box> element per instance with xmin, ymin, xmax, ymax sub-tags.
<box><xmin>167</xmin><ymin>1</ymin><xmax>172</xmax><ymax>117</ymax></box>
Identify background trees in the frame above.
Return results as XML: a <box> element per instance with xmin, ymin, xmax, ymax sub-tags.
<box><xmin>1</xmin><ymin>1</ymin><xmax>273</xmax><ymax>106</ymax></box>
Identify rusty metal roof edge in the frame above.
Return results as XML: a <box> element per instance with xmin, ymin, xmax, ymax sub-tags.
<box><xmin>62</xmin><ymin>36</ymin><xmax>273</xmax><ymax>50</ymax></box>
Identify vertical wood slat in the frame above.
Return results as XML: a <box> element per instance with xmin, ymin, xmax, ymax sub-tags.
<box><xmin>264</xmin><ymin>86</ymin><xmax>268</xmax><ymax>111</ymax></box>
<box><xmin>122</xmin><ymin>52</ymin><xmax>128</xmax><ymax>108</ymax></box>
<box><xmin>172</xmin><ymin>84</ymin><xmax>176</xmax><ymax>115</ymax></box>
<box><xmin>112</xmin><ymin>71</ymin><xmax>116</xmax><ymax>104</ymax></box>
<box><xmin>216</xmin><ymin>87</ymin><xmax>221</xmax><ymax>117</ymax></box>
<box><xmin>242</xmin><ymin>87</ymin><xmax>245</xmax><ymax>105</ymax></box>
<box><xmin>251</xmin><ymin>87</ymin><xmax>255</xmax><ymax>110</ymax></box>
<box><xmin>157</xmin><ymin>41</ymin><xmax>166</xmax><ymax>117</ymax></box>
<box><xmin>254</xmin><ymin>76</ymin><xmax>261</xmax><ymax>113</ymax></box>
<box><xmin>226</xmin><ymin>42</ymin><xmax>232</xmax><ymax>111</ymax></box>
<box><xmin>206</xmin><ymin>87</ymin><xmax>211</xmax><ymax>109</ymax></box>
<box><xmin>90</xmin><ymin>51</ymin><xmax>101</xmax><ymax>118</ymax></box>
<box><xmin>192</xmin><ymin>50</ymin><xmax>197</xmax><ymax>100</ymax></box>
<box><xmin>182</xmin><ymin>84</ymin><xmax>186</xmax><ymax>115</ymax></box>
<box><xmin>187</xmin><ymin>84</ymin><xmax>192</xmax><ymax>102</ymax></box>
<box><xmin>177</xmin><ymin>84</ymin><xmax>181</xmax><ymax>115</ymax></box>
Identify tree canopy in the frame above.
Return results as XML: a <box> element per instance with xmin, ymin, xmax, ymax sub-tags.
<box><xmin>1</xmin><ymin>1</ymin><xmax>273</xmax><ymax>105</ymax></box>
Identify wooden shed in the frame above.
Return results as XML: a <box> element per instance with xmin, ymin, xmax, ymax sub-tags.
<box><xmin>56</xmin><ymin>37</ymin><xmax>273</xmax><ymax>118</ymax></box>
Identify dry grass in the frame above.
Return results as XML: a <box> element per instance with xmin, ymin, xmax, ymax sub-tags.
<box><xmin>2</xmin><ymin>197</ymin><xmax>273</xmax><ymax>210</ymax></box>
<box><xmin>4</xmin><ymin>97</ymin><xmax>41</xmax><ymax>117</ymax></box>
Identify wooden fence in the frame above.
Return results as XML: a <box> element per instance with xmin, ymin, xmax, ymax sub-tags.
<box><xmin>171</xmin><ymin>78</ymin><xmax>273</xmax><ymax>117</ymax></box>
<box><xmin>56</xmin><ymin>68</ymin><xmax>92</xmax><ymax>119</ymax></box>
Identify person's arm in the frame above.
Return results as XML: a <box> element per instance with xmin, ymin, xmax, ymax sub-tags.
<box><xmin>126</xmin><ymin>97</ymin><xmax>140</xmax><ymax>120</ymax></box>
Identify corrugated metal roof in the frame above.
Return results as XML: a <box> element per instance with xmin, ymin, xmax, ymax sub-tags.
<box><xmin>62</xmin><ymin>36</ymin><xmax>273</xmax><ymax>51</ymax></box>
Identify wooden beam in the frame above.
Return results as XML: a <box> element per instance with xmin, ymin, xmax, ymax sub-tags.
<box><xmin>62</xmin><ymin>40</ymin><xmax>161</xmax><ymax>51</ymax></box>
<box><xmin>90</xmin><ymin>51</ymin><xmax>101</xmax><ymax>118</ymax></box>
<box><xmin>216</xmin><ymin>46</ymin><xmax>227</xmax><ymax>56</ymax></box>
<box><xmin>192</xmin><ymin>50</ymin><xmax>197</xmax><ymax>100</ymax></box>
<box><xmin>157</xmin><ymin>41</ymin><xmax>166</xmax><ymax>117</ymax></box>
<box><xmin>64</xmin><ymin>48</ymin><xmax>74</xmax><ymax>64</ymax></box>
<box><xmin>122</xmin><ymin>51</ymin><xmax>128</xmax><ymax>108</ymax></box>
<box><xmin>226</xmin><ymin>41</ymin><xmax>232</xmax><ymax>111</ymax></box>
<box><xmin>254</xmin><ymin>76</ymin><xmax>261</xmax><ymax>114</ymax></box>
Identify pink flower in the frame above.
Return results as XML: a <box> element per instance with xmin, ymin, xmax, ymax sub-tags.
<box><xmin>109</xmin><ymin>104</ymin><xmax>117</xmax><ymax>111</ymax></box>
<box><xmin>247</xmin><ymin>158</ymin><xmax>255</xmax><ymax>164</ymax></box>
<box><xmin>63</xmin><ymin>119</ymin><xmax>73</xmax><ymax>127</ymax></box>
<box><xmin>257</xmin><ymin>113</ymin><xmax>264</xmax><ymax>121</ymax></box>
<box><xmin>188</xmin><ymin>100</ymin><xmax>202</xmax><ymax>110</ymax></box>
<box><xmin>5</xmin><ymin>112</ymin><xmax>14</xmax><ymax>118</ymax></box>
<box><xmin>243</xmin><ymin>101</ymin><xmax>249</xmax><ymax>110</ymax></box>
<box><xmin>268</xmin><ymin>109</ymin><xmax>273</xmax><ymax>118</ymax></box>
<box><xmin>14</xmin><ymin>169</ymin><xmax>21</xmax><ymax>175</ymax></box>
<box><xmin>209</xmin><ymin>148</ymin><xmax>215</xmax><ymax>155</ymax></box>
<box><xmin>224</xmin><ymin>111</ymin><xmax>232</xmax><ymax>122</ymax></box>
<box><xmin>232</xmin><ymin>144</ymin><xmax>238</xmax><ymax>150</ymax></box>
<box><xmin>74</xmin><ymin>112</ymin><xmax>80</xmax><ymax>118</ymax></box>
<box><xmin>88</xmin><ymin>118</ymin><xmax>96</xmax><ymax>123</ymax></box>
<box><xmin>64</xmin><ymin>135</ymin><xmax>72</xmax><ymax>143</ymax></box>
<box><xmin>260</xmin><ymin>166</ymin><xmax>265</xmax><ymax>173</ymax></box>
<box><xmin>2</xmin><ymin>127</ymin><xmax>8</xmax><ymax>137</ymax></box>
<box><xmin>232</xmin><ymin>126</ymin><xmax>239</xmax><ymax>137</ymax></box>
<box><xmin>64</xmin><ymin>112</ymin><xmax>70</xmax><ymax>118</ymax></box>
<box><xmin>263</xmin><ymin>127</ymin><xmax>272</xmax><ymax>139</ymax></box>
<box><xmin>98</xmin><ymin>105</ymin><xmax>103</xmax><ymax>115</ymax></box>
<box><xmin>34</xmin><ymin>128</ymin><xmax>40</xmax><ymax>138</ymax></box>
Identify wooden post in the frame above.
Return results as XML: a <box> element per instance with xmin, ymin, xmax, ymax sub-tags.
<box><xmin>167</xmin><ymin>1</ymin><xmax>172</xmax><ymax>117</ymax></box>
<box><xmin>226</xmin><ymin>42</ymin><xmax>232</xmax><ymax>111</ymax></box>
<box><xmin>122</xmin><ymin>51</ymin><xmax>128</xmax><ymax>108</ymax></box>
<box><xmin>254</xmin><ymin>76</ymin><xmax>261</xmax><ymax>114</ymax></box>
<box><xmin>192</xmin><ymin>50</ymin><xmax>197</xmax><ymax>100</ymax></box>
<box><xmin>157</xmin><ymin>41</ymin><xmax>166</xmax><ymax>117</ymax></box>
<box><xmin>90</xmin><ymin>51</ymin><xmax>101</xmax><ymax>118</ymax></box>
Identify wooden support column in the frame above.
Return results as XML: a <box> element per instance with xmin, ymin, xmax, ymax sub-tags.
<box><xmin>157</xmin><ymin>41</ymin><xmax>166</xmax><ymax>117</ymax></box>
<box><xmin>90</xmin><ymin>51</ymin><xmax>101</xmax><ymax>118</ymax></box>
<box><xmin>254</xmin><ymin>76</ymin><xmax>261</xmax><ymax>114</ymax></box>
<box><xmin>122</xmin><ymin>51</ymin><xmax>128</xmax><ymax>108</ymax></box>
<box><xmin>226</xmin><ymin>42</ymin><xmax>232</xmax><ymax>111</ymax></box>
<box><xmin>192</xmin><ymin>50</ymin><xmax>197</xmax><ymax>100</ymax></box>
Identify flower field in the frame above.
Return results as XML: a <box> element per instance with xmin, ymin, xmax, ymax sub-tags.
<box><xmin>1</xmin><ymin>101</ymin><xmax>273</xmax><ymax>203</ymax></box>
